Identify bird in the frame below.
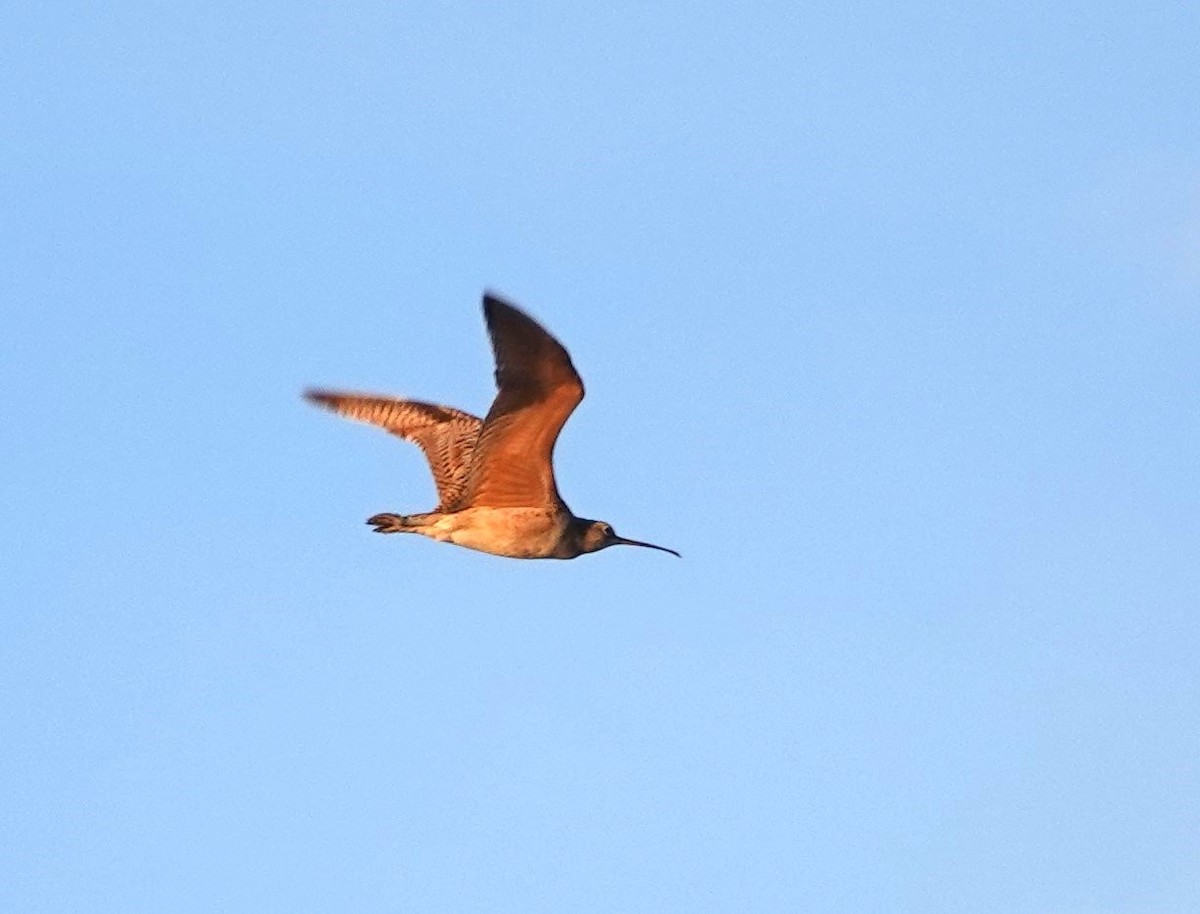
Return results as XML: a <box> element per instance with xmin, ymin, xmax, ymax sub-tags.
<box><xmin>304</xmin><ymin>292</ymin><xmax>679</xmax><ymax>560</ymax></box>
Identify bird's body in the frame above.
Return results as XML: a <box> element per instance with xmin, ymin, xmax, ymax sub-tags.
<box><xmin>365</xmin><ymin>507</ymin><xmax>572</xmax><ymax>559</ymax></box>
<box><xmin>305</xmin><ymin>293</ymin><xmax>678</xmax><ymax>560</ymax></box>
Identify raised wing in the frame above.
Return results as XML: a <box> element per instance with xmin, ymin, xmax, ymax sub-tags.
<box><xmin>457</xmin><ymin>293</ymin><xmax>585</xmax><ymax>509</ymax></box>
<box><xmin>304</xmin><ymin>390</ymin><xmax>482</xmax><ymax>510</ymax></box>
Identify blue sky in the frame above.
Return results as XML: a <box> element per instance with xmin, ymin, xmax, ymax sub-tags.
<box><xmin>3</xmin><ymin>2</ymin><xmax>1199</xmax><ymax>911</ymax></box>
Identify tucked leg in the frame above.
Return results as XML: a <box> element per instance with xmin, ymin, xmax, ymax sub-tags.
<box><xmin>366</xmin><ymin>513</ymin><xmax>415</xmax><ymax>534</ymax></box>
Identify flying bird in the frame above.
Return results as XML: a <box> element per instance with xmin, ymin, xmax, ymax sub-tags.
<box><xmin>305</xmin><ymin>292</ymin><xmax>679</xmax><ymax>560</ymax></box>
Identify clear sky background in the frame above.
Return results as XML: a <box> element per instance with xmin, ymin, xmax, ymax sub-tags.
<box><xmin>3</xmin><ymin>3</ymin><xmax>1199</xmax><ymax>912</ymax></box>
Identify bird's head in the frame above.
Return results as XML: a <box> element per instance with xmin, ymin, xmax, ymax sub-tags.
<box><xmin>577</xmin><ymin>519</ymin><xmax>680</xmax><ymax>558</ymax></box>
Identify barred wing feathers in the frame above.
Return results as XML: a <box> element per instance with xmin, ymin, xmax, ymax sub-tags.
<box><xmin>304</xmin><ymin>390</ymin><xmax>482</xmax><ymax>510</ymax></box>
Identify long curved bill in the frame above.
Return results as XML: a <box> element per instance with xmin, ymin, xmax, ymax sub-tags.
<box><xmin>614</xmin><ymin>536</ymin><xmax>681</xmax><ymax>557</ymax></box>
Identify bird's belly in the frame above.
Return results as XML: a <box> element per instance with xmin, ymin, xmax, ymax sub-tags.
<box><xmin>431</xmin><ymin>507</ymin><xmax>567</xmax><ymax>559</ymax></box>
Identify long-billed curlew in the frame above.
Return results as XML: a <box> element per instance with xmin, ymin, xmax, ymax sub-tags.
<box><xmin>304</xmin><ymin>292</ymin><xmax>679</xmax><ymax>560</ymax></box>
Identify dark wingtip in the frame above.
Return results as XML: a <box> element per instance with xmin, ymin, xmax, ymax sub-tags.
<box><xmin>303</xmin><ymin>388</ymin><xmax>334</xmax><ymax>409</ymax></box>
<box><xmin>482</xmin><ymin>290</ymin><xmax>517</xmax><ymax>318</ymax></box>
